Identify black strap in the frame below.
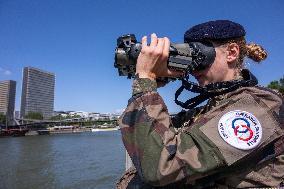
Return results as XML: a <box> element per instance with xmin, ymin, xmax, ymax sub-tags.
<box><xmin>175</xmin><ymin>69</ymin><xmax>258</xmax><ymax>109</ymax></box>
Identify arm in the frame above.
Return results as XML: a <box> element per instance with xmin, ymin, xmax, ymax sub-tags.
<box><xmin>118</xmin><ymin>33</ymin><xmax>226</xmax><ymax>186</ymax></box>
<box><xmin>119</xmin><ymin>77</ymin><xmax>227</xmax><ymax>186</ymax></box>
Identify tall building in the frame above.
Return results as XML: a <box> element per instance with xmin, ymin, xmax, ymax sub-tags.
<box><xmin>20</xmin><ymin>67</ymin><xmax>55</xmax><ymax>119</ymax></box>
<box><xmin>0</xmin><ymin>80</ymin><xmax>16</xmax><ymax>125</ymax></box>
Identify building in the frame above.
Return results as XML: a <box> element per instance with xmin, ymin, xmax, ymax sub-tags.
<box><xmin>14</xmin><ymin>111</ymin><xmax>20</xmax><ymax>119</ymax></box>
<box><xmin>20</xmin><ymin>67</ymin><xmax>55</xmax><ymax>119</ymax></box>
<box><xmin>88</xmin><ymin>112</ymin><xmax>100</xmax><ymax>120</ymax></box>
<box><xmin>0</xmin><ymin>80</ymin><xmax>16</xmax><ymax>125</ymax></box>
<box><xmin>69</xmin><ymin>111</ymin><xmax>89</xmax><ymax>118</ymax></box>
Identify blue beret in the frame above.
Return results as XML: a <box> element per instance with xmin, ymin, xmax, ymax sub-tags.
<box><xmin>184</xmin><ymin>20</ymin><xmax>246</xmax><ymax>42</ymax></box>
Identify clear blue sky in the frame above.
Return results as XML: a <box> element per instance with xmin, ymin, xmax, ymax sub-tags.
<box><xmin>0</xmin><ymin>0</ymin><xmax>283</xmax><ymax>113</ymax></box>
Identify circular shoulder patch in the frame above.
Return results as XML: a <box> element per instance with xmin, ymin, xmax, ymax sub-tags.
<box><xmin>218</xmin><ymin>110</ymin><xmax>262</xmax><ymax>150</ymax></box>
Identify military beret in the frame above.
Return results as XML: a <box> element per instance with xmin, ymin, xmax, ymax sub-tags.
<box><xmin>184</xmin><ymin>20</ymin><xmax>246</xmax><ymax>42</ymax></box>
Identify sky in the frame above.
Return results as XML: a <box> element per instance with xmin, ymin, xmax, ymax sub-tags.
<box><xmin>0</xmin><ymin>0</ymin><xmax>283</xmax><ymax>113</ymax></box>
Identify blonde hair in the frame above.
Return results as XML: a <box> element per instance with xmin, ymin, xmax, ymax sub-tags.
<box><xmin>246</xmin><ymin>43</ymin><xmax>267</xmax><ymax>62</ymax></box>
<box><xmin>222</xmin><ymin>37</ymin><xmax>267</xmax><ymax>66</ymax></box>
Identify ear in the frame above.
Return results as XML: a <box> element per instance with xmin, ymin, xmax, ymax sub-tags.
<box><xmin>226</xmin><ymin>43</ymin><xmax>240</xmax><ymax>63</ymax></box>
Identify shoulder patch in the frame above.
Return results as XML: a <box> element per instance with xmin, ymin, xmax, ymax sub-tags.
<box><xmin>218</xmin><ymin>110</ymin><xmax>262</xmax><ymax>150</ymax></box>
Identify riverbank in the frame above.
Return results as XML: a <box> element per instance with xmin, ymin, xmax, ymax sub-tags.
<box><xmin>22</xmin><ymin>125</ymin><xmax>120</xmax><ymax>136</ymax></box>
<box><xmin>1</xmin><ymin>124</ymin><xmax>120</xmax><ymax>137</ymax></box>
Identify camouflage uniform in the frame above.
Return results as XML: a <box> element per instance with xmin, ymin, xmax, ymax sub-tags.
<box><xmin>117</xmin><ymin>77</ymin><xmax>284</xmax><ymax>189</ymax></box>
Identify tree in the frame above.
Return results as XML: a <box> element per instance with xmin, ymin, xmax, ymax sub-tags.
<box><xmin>50</xmin><ymin>114</ymin><xmax>82</xmax><ymax>121</ymax></box>
<box><xmin>25</xmin><ymin>112</ymin><xmax>43</xmax><ymax>120</ymax></box>
<box><xmin>267</xmin><ymin>76</ymin><xmax>284</xmax><ymax>95</ymax></box>
<box><xmin>50</xmin><ymin>114</ymin><xmax>64</xmax><ymax>120</ymax></box>
<box><xmin>0</xmin><ymin>113</ymin><xmax>6</xmax><ymax>125</ymax></box>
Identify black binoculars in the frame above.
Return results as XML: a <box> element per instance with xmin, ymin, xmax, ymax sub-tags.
<box><xmin>114</xmin><ymin>34</ymin><xmax>216</xmax><ymax>79</ymax></box>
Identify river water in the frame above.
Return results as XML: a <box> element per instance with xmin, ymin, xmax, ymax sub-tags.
<box><xmin>0</xmin><ymin>131</ymin><xmax>125</xmax><ymax>189</ymax></box>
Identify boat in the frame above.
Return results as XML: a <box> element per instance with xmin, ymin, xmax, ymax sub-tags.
<box><xmin>25</xmin><ymin>130</ymin><xmax>39</xmax><ymax>136</ymax></box>
<box><xmin>0</xmin><ymin>128</ymin><xmax>29</xmax><ymax>137</ymax></box>
<box><xmin>37</xmin><ymin>129</ymin><xmax>50</xmax><ymax>135</ymax></box>
<box><xmin>49</xmin><ymin>125</ymin><xmax>74</xmax><ymax>134</ymax></box>
<box><xmin>11</xmin><ymin>129</ymin><xmax>29</xmax><ymax>137</ymax></box>
<box><xmin>0</xmin><ymin>129</ymin><xmax>10</xmax><ymax>137</ymax></box>
<box><xmin>91</xmin><ymin>126</ymin><xmax>120</xmax><ymax>132</ymax></box>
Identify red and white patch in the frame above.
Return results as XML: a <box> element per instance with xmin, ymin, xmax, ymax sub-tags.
<box><xmin>218</xmin><ymin>110</ymin><xmax>262</xmax><ymax>150</ymax></box>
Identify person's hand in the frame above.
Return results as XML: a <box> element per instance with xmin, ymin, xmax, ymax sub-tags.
<box><xmin>135</xmin><ymin>33</ymin><xmax>184</xmax><ymax>81</ymax></box>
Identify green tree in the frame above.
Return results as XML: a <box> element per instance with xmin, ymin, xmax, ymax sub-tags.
<box><xmin>50</xmin><ymin>114</ymin><xmax>64</xmax><ymax>120</ymax></box>
<box><xmin>25</xmin><ymin>112</ymin><xmax>43</xmax><ymax>120</ymax></box>
<box><xmin>50</xmin><ymin>114</ymin><xmax>82</xmax><ymax>121</ymax></box>
<box><xmin>267</xmin><ymin>76</ymin><xmax>284</xmax><ymax>95</ymax></box>
<box><xmin>0</xmin><ymin>113</ymin><xmax>6</xmax><ymax>125</ymax></box>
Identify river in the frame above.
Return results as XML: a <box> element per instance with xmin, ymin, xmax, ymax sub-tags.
<box><xmin>0</xmin><ymin>131</ymin><xmax>125</xmax><ymax>189</ymax></box>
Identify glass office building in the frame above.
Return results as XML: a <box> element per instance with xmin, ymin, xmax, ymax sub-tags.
<box><xmin>20</xmin><ymin>67</ymin><xmax>55</xmax><ymax>119</ymax></box>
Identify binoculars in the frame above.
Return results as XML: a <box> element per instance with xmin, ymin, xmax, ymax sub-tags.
<box><xmin>114</xmin><ymin>34</ymin><xmax>216</xmax><ymax>79</ymax></box>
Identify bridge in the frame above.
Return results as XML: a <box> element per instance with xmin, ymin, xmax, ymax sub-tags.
<box><xmin>7</xmin><ymin>117</ymin><xmax>118</xmax><ymax>131</ymax></box>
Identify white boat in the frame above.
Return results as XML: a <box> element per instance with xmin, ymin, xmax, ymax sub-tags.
<box><xmin>49</xmin><ymin>125</ymin><xmax>74</xmax><ymax>134</ymax></box>
<box><xmin>91</xmin><ymin>126</ymin><xmax>119</xmax><ymax>132</ymax></box>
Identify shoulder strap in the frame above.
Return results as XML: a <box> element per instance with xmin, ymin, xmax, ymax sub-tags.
<box><xmin>175</xmin><ymin>69</ymin><xmax>258</xmax><ymax>109</ymax></box>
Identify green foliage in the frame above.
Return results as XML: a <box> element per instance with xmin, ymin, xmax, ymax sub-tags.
<box><xmin>267</xmin><ymin>76</ymin><xmax>284</xmax><ymax>95</ymax></box>
<box><xmin>50</xmin><ymin>114</ymin><xmax>82</xmax><ymax>120</ymax></box>
<box><xmin>25</xmin><ymin>112</ymin><xmax>43</xmax><ymax>120</ymax></box>
<box><xmin>81</xmin><ymin>121</ymin><xmax>94</xmax><ymax>126</ymax></box>
<box><xmin>0</xmin><ymin>113</ymin><xmax>6</xmax><ymax>125</ymax></box>
<box><xmin>50</xmin><ymin>115</ymin><xmax>59</xmax><ymax>120</ymax></box>
<box><xmin>68</xmin><ymin>115</ymin><xmax>81</xmax><ymax>119</ymax></box>
<box><xmin>50</xmin><ymin>114</ymin><xmax>63</xmax><ymax>120</ymax></box>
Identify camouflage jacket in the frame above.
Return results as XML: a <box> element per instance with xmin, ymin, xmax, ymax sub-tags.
<box><xmin>117</xmin><ymin>78</ymin><xmax>284</xmax><ymax>189</ymax></box>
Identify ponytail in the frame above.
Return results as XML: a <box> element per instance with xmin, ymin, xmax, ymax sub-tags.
<box><xmin>246</xmin><ymin>43</ymin><xmax>267</xmax><ymax>62</ymax></box>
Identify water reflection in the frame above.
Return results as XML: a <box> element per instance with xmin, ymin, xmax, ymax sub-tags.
<box><xmin>0</xmin><ymin>132</ymin><xmax>124</xmax><ymax>189</ymax></box>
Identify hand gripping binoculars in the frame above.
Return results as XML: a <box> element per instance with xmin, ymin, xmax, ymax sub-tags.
<box><xmin>114</xmin><ymin>34</ymin><xmax>216</xmax><ymax>80</ymax></box>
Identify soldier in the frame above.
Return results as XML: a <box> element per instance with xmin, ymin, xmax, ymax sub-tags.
<box><xmin>117</xmin><ymin>20</ymin><xmax>284</xmax><ymax>188</ymax></box>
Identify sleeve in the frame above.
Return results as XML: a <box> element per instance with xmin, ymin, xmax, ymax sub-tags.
<box><xmin>119</xmin><ymin>78</ymin><xmax>227</xmax><ymax>186</ymax></box>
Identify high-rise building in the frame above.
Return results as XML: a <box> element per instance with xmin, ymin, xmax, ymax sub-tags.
<box><xmin>20</xmin><ymin>67</ymin><xmax>55</xmax><ymax>119</ymax></box>
<box><xmin>0</xmin><ymin>80</ymin><xmax>16</xmax><ymax>125</ymax></box>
